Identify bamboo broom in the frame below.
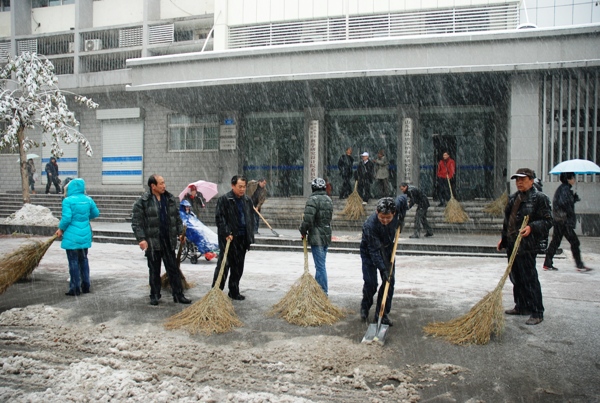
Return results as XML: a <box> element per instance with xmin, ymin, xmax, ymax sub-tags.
<box><xmin>444</xmin><ymin>177</ymin><xmax>469</xmax><ymax>223</ymax></box>
<box><xmin>341</xmin><ymin>181</ymin><xmax>366</xmax><ymax>220</ymax></box>
<box><xmin>164</xmin><ymin>239</ymin><xmax>242</xmax><ymax>335</ymax></box>
<box><xmin>268</xmin><ymin>238</ymin><xmax>346</xmax><ymax>326</ymax></box>
<box><xmin>483</xmin><ymin>191</ymin><xmax>508</xmax><ymax>217</ymax></box>
<box><xmin>0</xmin><ymin>235</ymin><xmax>58</xmax><ymax>295</ymax></box>
<box><xmin>423</xmin><ymin>216</ymin><xmax>529</xmax><ymax>345</ymax></box>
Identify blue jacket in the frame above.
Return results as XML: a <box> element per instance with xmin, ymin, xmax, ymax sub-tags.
<box><xmin>58</xmin><ymin>178</ymin><xmax>100</xmax><ymax>250</ymax></box>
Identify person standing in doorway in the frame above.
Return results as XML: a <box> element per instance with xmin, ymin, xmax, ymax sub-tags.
<box><xmin>299</xmin><ymin>178</ymin><xmax>333</xmax><ymax>295</ymax></box>
<box><xmin>373</xmin><ymin>149</ymin><xmax>390</xmax><ymax>197</ymax></box>
<box><xmin>355</xmin><ymin>152</ymin><xmax>375</xmax><ymax>204</ymax></box>
<box><xmin>543</xmin><ymin>172</ymin><xmax>593</xmax><ymax>272</ymax></box>
<box><xmin>400</xmin><ymin>182</ymin><xmax>433</xmax><ymax>239</ymax></box>
<box><xmin>132</xmin><ymin>174</ymin><xmax>192</xmax><ymax>306</ymax></box>
<box><xmin>45</xmin><ymin>157</ymin><xmax>61</xmax><ymax>194</ymax></box>
<box><xmin>251</xmin><ymin>178</ymin><xmax>268</xmax><ymax>235</ymax></box>
<box><xmin>212</xmin><ymin>175</ymin><xmax>255</xmax><ymax>300</ymax></box>
<box><xmin>55</xmin><ymin>178</ymin><xmax>100</xmax><ymax>296</ymax></box>
<box><xmin>337</xmin><ymin>147</ymin><xmax>354</xmax><ymax>199</ymax></box>
<box><xmin>436</xmin><ymin>151</ymin><xmax>455</xmax><ymax>207</ymax></box>
<box><xmin>497</xmin><ymin>168</ymin><xmax>552</xmax><ymax>326</ymax></box>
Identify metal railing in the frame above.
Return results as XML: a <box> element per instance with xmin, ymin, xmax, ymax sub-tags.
<box><xmin>229</xmin><ymin>3</ymin><xmax>520</xmax><ymax>49</ymax></box>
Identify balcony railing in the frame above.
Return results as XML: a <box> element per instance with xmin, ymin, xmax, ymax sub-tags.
<box><xmin>228</xmin><ymin>3</ymin><xmax>520</xmax><ymax>49</ymax></box>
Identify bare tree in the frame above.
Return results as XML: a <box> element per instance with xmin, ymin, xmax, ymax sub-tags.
<box><xmin>0</xmin><ymin>52</ymin><xmax>98</xmax><ymax>203</ymax></box>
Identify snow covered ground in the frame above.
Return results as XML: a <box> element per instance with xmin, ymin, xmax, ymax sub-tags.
<box><xmin>0</xmin><ymin>234</ymin><xmax>598</xmax><ymax>402</ymax></box>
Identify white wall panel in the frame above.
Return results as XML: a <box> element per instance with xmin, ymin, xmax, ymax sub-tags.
<box><xmin>102</xmin><ymin>121</ymin><xmax>143</xmax><ymax>185</ymax></box>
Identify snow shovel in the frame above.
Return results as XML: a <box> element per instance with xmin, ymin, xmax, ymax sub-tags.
<box><xmin>362</xmin><ymin>222</ymin><xmax>402</xmax><ymax>346</ymax></box>
<box><xmin>253</xmin><ymin>206</ymin><xmax>280</xmax><ymax>237</ymax></box>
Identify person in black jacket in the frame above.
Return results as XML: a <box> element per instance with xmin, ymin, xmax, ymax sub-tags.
<box><xmin>337</xmin><ymin>147</ymin><xmax>354</xmax><ymax>199</ymax></box>
<box><xmin>497</xmin><ymin>168</ymin><xmax>553</xmax><ymax>326</ymax></box>
<box><xmin>543</xmin><ymin>172</ymin><xmax>592</xmax><ymax>272</ymax></box>
<box><xmin>45</xmin><ymin>157</ymin><xmax>61</xmax><ymax>194</ymax></box>
<box><xmin>355</xmin><ymin>152</ymin><xmax>375</xmax><ymax>203</ymax></box>
<box><xmin>359</xmin><ymin>197</ymin><xmax>408</xmax><ymax>326</ymax></box>
<box><xmin>131</xmin><ymin>175</ymin><xmax>191</xmax><ymax>306</ymax></box>
<box><xmin>299</xmin><ymin>178</ymin><xmax>334</xmax><ymax>295</ymax></box>
<box><xmin>400</xmin><ymin>182</ymin><xmax>433</xmax><ymax>239</ymax></box>
<box><xmin>212</xmin><ymin>175</ymin><xmax>255</xmax><ymax>300</ymax></box>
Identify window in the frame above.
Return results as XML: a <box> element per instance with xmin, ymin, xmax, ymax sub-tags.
<box><xmin>32</xmin><ymin>0</ymin><xmax>74</xmax><ymax>8</ymax></box>
<box><xmin>168</xmin><ymin>114</ymin><xmax>219</xmax><ymax>151</ymax></box>
<box><xmin>1</xmin><ymin>0</ymin><xmax>9</xmax><ymax>12</ymax></box>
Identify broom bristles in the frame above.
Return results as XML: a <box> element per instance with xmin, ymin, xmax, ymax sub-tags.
<box><xmin>161</xmin><ymin>272</ymin><xmax>194</xmax><ymax>290</ymax></box>
<box><xmin>268</xmin><ymin>271</ymin><xmax>346</xmax><ymax>326</ymax></box>
<box><xmin>164</xmin><ymin>240</ymin><xmax>242</xmax><ymax>335</ymax></box>
<box><xmin>342</xmin><ymin>181</ymin><xmax>365</xmax><ymax>220</ymax></box>
<box><xmin>444</xmin><ymin>197</ymin><xmax>469</xmax><ymax>223</ymax></box>
<box><xmin>483</xmin><ymin>192</ymin><xmax>508</xmax><ymax>217</ymax></box>
<box><xmin>0</xmin><ymin>235</ymin><xmax>57</xmax><ymax>295</ymax></box>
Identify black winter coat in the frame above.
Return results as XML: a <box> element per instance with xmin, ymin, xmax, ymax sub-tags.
<box><xmin>405</xmin><ymin>185</ymin><xmax>429</xmax><ymax>209</ymax></box>
<box><xmin>338</xmin><ymin>154</ymin><xmax>354</xmax><ymax>179</ymax></box>
<box><xmin>355</xmin><ymin>160</ymin><xmax>375</xmax><ymax>183</ymax></box>
<box><xmin>360</xmin><ymin>212</ymin><xmax>401</xmax><ymax>273</ymax></box>
<box><xmin>131</xmin><ymin>191</ymin><xmax>183</xmax><ymax>252</ymax></box>
<box><xmin>500</xmin><ymin>187</ymin><xmax>553</xmax><ymax>254</ymax></box>
<box><xmin>299</xmin><ymin>190</ymin><xmax>333</xmax><ymax>246</ymax></box>
<box><xmin>215</xmin><ymin>190</ymin><xmax>255</xmax><ymax>248</ymax></box>
<box><xmin>552</xmin><ymin>183</ymin><xmax>578</xmax><ymax>228</ymax></box>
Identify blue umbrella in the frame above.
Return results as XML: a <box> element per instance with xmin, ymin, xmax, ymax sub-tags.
<box><xmin>549</xmin><ymin>159</ymin><xmax>600</xmax><ymax>175</ymax></box>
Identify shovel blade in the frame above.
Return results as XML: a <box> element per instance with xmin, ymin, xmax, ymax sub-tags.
<box><xmin>361</xmin><ymin>323</ymin><xmax>389</xmax><ymax>345</ymax></box>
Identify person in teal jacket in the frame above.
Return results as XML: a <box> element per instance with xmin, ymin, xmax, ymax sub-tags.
<box><xmin>54</xmin><ymin>178</ymin><xmax>100</xmax><ymax>296</ymax></box>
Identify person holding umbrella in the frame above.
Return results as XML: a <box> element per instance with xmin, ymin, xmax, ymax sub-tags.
<box><xmin>543</xmin><ymin>172</ymin><xmax>592</xmax><ymax>272</ymax></box>
<box><xmin>183</xmin><ymin>184</ymin><xmax>206</xmax><ymax>217</ymax></box>
<box><xmin>27</xmin><ymin>158</ymin><xmax>36</xmax><ymax>194</ymax></box>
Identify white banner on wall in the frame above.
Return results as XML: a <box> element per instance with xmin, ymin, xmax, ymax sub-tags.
<box><xmin>402</xmin><ymin>118</ymin><xmax>413</xmax><ymax>183</ymax></box>
<box><xmin>308</xmin><ymin>120</ymin><xmax>319</xmax><ymax>181</ymax></box>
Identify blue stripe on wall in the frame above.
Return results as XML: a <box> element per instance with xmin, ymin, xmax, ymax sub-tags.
<box><xmin>102</xmin><ymin>156</ymin><xmax>143</xmax><ymax>162</ymax></box>
<box><xmin>59</xmin><ymin>171</ymin><xmax>78</xmax><ymax>176</ymax></box>
<box><xmin>102</xmin><ymin>170</ymin><xmax>143</xmax><ymax>176</ymax></box>
<box><xmin>42</xmin><ymin>158</ymin><xmax>78</xmax><ymax>163</ymax></box>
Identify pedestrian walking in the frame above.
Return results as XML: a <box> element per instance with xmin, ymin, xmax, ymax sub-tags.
<box><xmin>299</xmin><ymin>178</ymin><xmax>334</xmax><ymax>295</ymax></box>
<box><xmin>27</xmin><ymin>158</ymin><xmax>36</xmax><ymax>194</ymax></box>
<box><xmin>212</xmin><ymin>175</ymin><xmax>255</xmax><ymax>300</ymax></box>
<box><xmin>132</xmin><ymin>174</ymin><xmax>192</xmax><ymax>306</ymax></box>
<box><xmin>543</xmin><ymin>172</ymin><xmax>593</xmax><ymax>272</ymax></box>
<box><xmin>497</xmin><ymin>168</ymin><xmax>553</xmax><ymax>325</ymax></box>
<box><xmin>337</xmin><ymin>147</ymin><xmax>354</xmax><ymax>199</ymax></box>
<box><xmin>54</xmin><ymin>178</ymin><xmax>100</xmax><ymax>296</ymax></box>
<box><xmin>45</xmin><ymin>157</ymin><xmax>61</xmax><ymax>194</ymax></box>
<box><xmin>400</xmin><ymin>182</ymin><xmax>433</xmax><ymax>239</ymax></box>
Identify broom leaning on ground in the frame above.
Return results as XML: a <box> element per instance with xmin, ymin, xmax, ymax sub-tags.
<box><xmin>444</xmin><ymin>177</ymin><xmax>469</xmax><ymax>223</ymax></box>
<box><xmin>341</xmin><ymin>181</ymin><xmax>365</xmax><ymax>220</ymax></box>
<box><xmin>0</xmin><ymin>234</ymin><xmax>58</xmax><ymax>295</ymax></box>
<box><xmin>161</xmin><ymin>225</ymin><xmax>194</xmax><ymax>290</ymax></box>
<box><xmin>483</xmin><ymin>191</ymin><xmax>508</xmax><ymax>217</ymax></box>
<box><xmin>164</xmin><ymin>239</ymin><xmax>242</xmax><ymax>335</ymax></box>
<box><xmin>268</xmin><ymin>238</ymin><xmax>346</xmax><ymax>326</ymax></box>
<box><xmin>423</xmin><ymin>216</ymin><xmax>529</xmax><ymax>345</ymax></box>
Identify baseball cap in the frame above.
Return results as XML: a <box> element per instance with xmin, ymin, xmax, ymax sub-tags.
<box><xmin>510</xmin><ymin>168</ymin><xmax>535</xmax><ymax>179</ymax></box>
<box><xmin>361</xmin><ymin>152</ymin><xmax>369</xmax><ymax>157</ymax></box>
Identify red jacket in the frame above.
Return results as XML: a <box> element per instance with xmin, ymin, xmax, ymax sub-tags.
<box><xmin>437</xmin><ymin>158</ymin><xmax>455</xmax><ymax>179</ymax></box>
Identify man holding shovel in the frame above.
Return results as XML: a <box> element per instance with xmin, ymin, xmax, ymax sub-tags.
<box><xmin>359</xmin><ymin>196</ymin><xmax>408</xmax><ymax>326</ymax></box>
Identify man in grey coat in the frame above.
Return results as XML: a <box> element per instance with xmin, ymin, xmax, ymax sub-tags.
<box><xmin>132</xmin><ymin>174</ymin><xmax>191</xmax><ymax>306</ymax></box>
<box><xmin>299</xmin><ymin>178</ymin><xmax>334</xmax><ymax>295</ymax></box>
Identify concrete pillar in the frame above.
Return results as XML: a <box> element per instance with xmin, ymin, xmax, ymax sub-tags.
<box><xmin>213</xmin><ymin>0</ymin><xmax>228</xmax><ymax>51</ymax></box>
<box><xmin>507</xmin><ymin>73</ymin><xmax>541</xmax><ymax>193</ymax></box>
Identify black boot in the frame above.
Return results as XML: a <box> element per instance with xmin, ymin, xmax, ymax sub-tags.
<box><xmin>360</xmin><ymin>308</ymin><xmax>369</xmax><ymax>322</ymax></box>
<box><xmin>150</xmin><ymin>295</ymin><xmax>159</xmax><ymax>306</ymax></box>
<box><xmin>173</xmin><ymin>294</ymin><xmax>191</xmax><ymax>304</ymax></box>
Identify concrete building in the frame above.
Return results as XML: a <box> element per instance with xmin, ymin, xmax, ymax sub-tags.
<box><xmin>1</xmin><ymin>0</ymin><xmax>599</xmax><ymax>233</ymax></box>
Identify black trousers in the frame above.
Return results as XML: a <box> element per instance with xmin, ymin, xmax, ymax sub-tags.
<box><xmin>46</xmin><ymin>174</ymin><xmax>61</xmax><ymax>194</ymax></box>
<box><xmin>339</xmin><ymin>176</ymin><xmax>352</xmax><ymax>199</ymax></box>
<box><xmin>414</xmin><ymin>207</ymin><xmax>433</xmax><ymax>236</ymax></box>
<box><xmin>360</xmin><ymin>255</ymin><xmax>395</xmax><ymax>318</ymax></box>
<box><xmin>357</xmin><ymin>179</ymin><xmax>372</xmax><ymax>202</ymax></box>
<box><xmin>212</xmin><ymin>236</ymin><xmax>248</xmax><ymax>297</ymax></box>
<box><xmin>508</xmin><ymin>250</ymin><xmax>544</xmax><ymax>318</ymax></box>
<box><xmin>544</xmin><ymin>222</ymin><xmax>583</xmax><ymax>268</ymax></box>
<box><xmin>147</xmin><ymin>241</ymin><xmax>183</xmax><ymax>298</ymax></box>
<box><xmin>437</xmin><ymin>177</ymin><xmax>451</xmax><ymax>204</ymax></box>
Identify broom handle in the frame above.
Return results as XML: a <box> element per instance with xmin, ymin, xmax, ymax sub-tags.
<box><xmin>213</xmin><ymin>238</ymin><xmax>232</xmax><ymax>288</ymax></box>
<box><xmin>253</xmin><ymin>206</ymin><xmax>274</xmax><ymax>231</ymax></box>
<box><xmin>377</xmin><ymin>222</ymin><xmax>402</xmax><ymax>320</ymax></box>
<box><xmin>497</xmin><ymin>215</ymin><xmax>530</xmax><ymax>288</ymax></box>
<box><xmin>303</xmin><ymin>237</ymin><xmax>309</xmax><ymax>274</ymax></box>
<box><xmin>176</xmin><ymin>225</ymin><xmax>187</xmax><ymax>270</ymax></box>
<box><xmin>446</xmin><ymin>176</ymin><xmax>455</xmax><ymax>199</ymax></box>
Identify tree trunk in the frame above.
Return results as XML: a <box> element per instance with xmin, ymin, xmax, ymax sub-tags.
<box><xmin>17</xmin><ymin>126</ymin><xmax>31</xmax><ymax>204</ymax></box>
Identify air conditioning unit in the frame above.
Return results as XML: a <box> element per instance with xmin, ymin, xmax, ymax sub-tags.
<box><xmin>84</xmin><ymin>39</ymin><xmax>102</xmax><ymax>51</ymax></box>
<box><xmin>68</xmin><ymin>42</ymin><xmax>75</xmax><ymax>53</ymax></box>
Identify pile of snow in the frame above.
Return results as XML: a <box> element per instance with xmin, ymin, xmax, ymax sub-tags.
<box><xmin>3</xmin><ymin>204</ymin><xmax>59</xmax><ymax>227</ymax></box>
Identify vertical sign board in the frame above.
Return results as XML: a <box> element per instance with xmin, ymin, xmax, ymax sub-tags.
<box><xmin>41</xmin><ymin>140</ymin><xmax>79</xmax><ymax>185</ymax></box>
<box><xmin>402</xmin><ymin>118</ymin><xmax>413</xmax><ymax>183</ymax></box>
<box><xmin>308</xmin><ymin>120</ymin><xmax>319</xmax><ymax>181</ymax></box>
<box><xmin>220</xmin><ymin>125</ymin><xmax>237</xmax><ymax>150</ymax></box>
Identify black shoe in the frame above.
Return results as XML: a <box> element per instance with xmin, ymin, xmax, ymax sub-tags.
<box><xmin>82</xmin><ymin>286</ymin><xmax>90</xmax><ymax>294</ymax></box>
<box><xmin>65</xmin><ymin>289</ymin><xmax>80</xmax><ymax>296</ymax></box>
<box><xmin>228</xmin><ymin>293</ymin><xmax>246</xmax><ymax>301</ymax></box>
<box><xmin>150</xmin><ymin>295</ymin><xmax>159</xmax><ymax>306</ymax></box>
<box><xmin>173</xmin><ymin>294</ymin><xmax>192</xmax><ymax>304</ymax></box>
<box><xmin>425</xmin><ymin>233</ymin><xmax>433</xmax><ymax>237</ymax></box>
<box><xmin>360</xmin><ymin>308</ymin><xmax>369</xmax><ymax>322</ymax></box>
<box><xmin>409</xmin><ymin>234</ymin><xmax>419</xmax><ymax>239</ymax></box>
<box><xmin>505</xmin><ymin>308</ymin><xmax>531</xmax><ymax>316</ymax></box>
<box><xmin>437</xmin><ymin>203</ymin><xmax>444</xmax><ymax>207</ymax></box>
<box><xmin>381</xmin><ymin>315</ymin><xmax>393</xmax><ymax>327</ymax></box>
<box><xmin>525</xmin><ymin>316</ymin><xmax>543</xmax><ymax>325</ymax></box>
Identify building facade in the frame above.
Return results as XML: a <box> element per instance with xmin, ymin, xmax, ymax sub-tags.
<box><xmin>1</xmin><ymin>0</ymin><xmax>599</xmax><ymax>233</ymax></box>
